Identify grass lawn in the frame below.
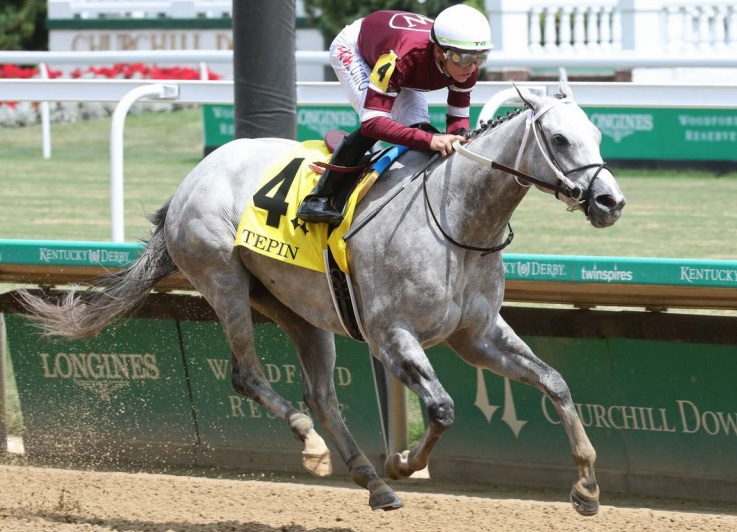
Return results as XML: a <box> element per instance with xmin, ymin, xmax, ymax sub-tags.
<box><xmin>0</xmin><ymin>107</ymin><xmax>202</xmax><ymax>243</ymax></box>
<box><xmin>1</xmin><ymin>108</ymin><xmax>736</xmax><ymax>258</ymax></box>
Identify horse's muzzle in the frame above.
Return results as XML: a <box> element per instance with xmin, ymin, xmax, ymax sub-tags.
<box><xmin>587</xmin><ymin>191</ymin><xmax>626</xmax><ymax>228</ymax></box>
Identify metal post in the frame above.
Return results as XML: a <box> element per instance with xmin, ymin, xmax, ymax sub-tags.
<box><xmin>109</xmin><ymin>83</ymin><xmax>179</xmax><ymax>242</ymax></box>
<box><xmin>388</xmin><ymin>376</ymin><xmax>408</xmax><ymax>454</ymax></box>
<box><xmin>0</xmin><ymin>313</ymin><xmax>7</xmax><ymax>454</ymax></box>
<box><xmin>233</xmin><ymin>0</ymin><xmax>296</xmax><ymax>140</ymax></box>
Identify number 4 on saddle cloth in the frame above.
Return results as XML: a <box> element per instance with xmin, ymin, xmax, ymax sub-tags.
<box><xmin>235</xmin><ymin>136</ymin><xmax>408</xmax><ymax>341</ymax></box>
<box><xmin>234</xmin><ymin>135</ymin><xmax>408</xmax><ymax>273</ymax></box>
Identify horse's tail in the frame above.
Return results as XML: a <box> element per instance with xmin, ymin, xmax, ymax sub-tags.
<box><xmin>16</xmin><ymin>198</ymin><xmax>178</xmax><ymax>339</ymax></box>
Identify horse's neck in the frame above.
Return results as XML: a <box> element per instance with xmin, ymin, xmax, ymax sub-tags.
<box><xmin>435</xmin><ymin>118</ymin><xmax>530</xmax><ymax>247</ymax></box>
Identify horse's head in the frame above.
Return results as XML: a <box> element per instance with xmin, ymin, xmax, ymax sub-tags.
<box><xmin>515</xmin><ymin>83</ymin><xmax>626</xmax><ymax>228</ymax></box>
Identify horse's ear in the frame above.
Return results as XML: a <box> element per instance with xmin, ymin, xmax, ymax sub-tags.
<box><xmin>513</xmin><ymin>84</ymin><xmax>541</xmax><ymax>110</ymax></box>
<box><xmin>556</xmin><ymin>81</ymin><xmax>574</xmax><ymax>100</ymax></box>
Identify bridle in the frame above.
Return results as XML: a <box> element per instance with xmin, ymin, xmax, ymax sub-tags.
<box><xmin>349</xmin><ymin>97</ymin><xmax>609</xmax><ymax>255</ymax></box>
<box><xmin>453</xmin><ymin>98</ymin><xmax>610</xmax><ymax>214</ymax></box>
<box><xmin>424</xmin><ymin>96</ymin><xmax>609</xmax><ymax>255</ymax></box>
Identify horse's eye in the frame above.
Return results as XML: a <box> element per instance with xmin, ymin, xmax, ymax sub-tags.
<box><xmin>552</xmin><ymin>134</ymin><xmax>568</xmax><ymax>146</ymax></box>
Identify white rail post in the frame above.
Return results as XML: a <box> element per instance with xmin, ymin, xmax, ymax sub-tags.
<box><xmin>110</xmin><ymin>83</ymin><xmax>180</xmax><ymax>242</ymax></box>
<box><xmin>620</xmin><ymin>0</ymin><xmax>667</xmax><ymax>53</ymax></box>
<box><xmin>486</xmin><ymin>0</ymin><xmax>533</xmax><ymax>54</ymax></box>
<box><xmin>39</xmin><ymin>63</ymin><xmax>52</xmax><ymax>159</ymax></box>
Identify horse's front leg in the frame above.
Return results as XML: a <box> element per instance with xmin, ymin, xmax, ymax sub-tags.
<box><xmin>447</xmin><ymin>314</ymin><xmax>600</xmax><ymax>516</ymax></box>
<box><xmin>374</xmin><ymin>327</ymin><xmax>455</xmax><ymax>481</ymax></box>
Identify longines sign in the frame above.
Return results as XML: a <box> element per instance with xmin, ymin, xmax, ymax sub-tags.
<box><xmin>7</xmin><ymin>316</ymin><xmax>197</xmax><ymax>452</ymax></box>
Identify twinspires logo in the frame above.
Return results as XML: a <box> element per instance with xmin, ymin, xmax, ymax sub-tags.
<box><xmin>590</xmin><ymin>113</ymin><xmax>654</xmax><ymax>143</ymax></box>
<box><xmin>580</xmin><ymin>265</ymin><xmax>634</xmax><ymax>282</ymax></box>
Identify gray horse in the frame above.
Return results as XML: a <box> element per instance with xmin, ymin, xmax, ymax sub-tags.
<box><xmin>19</xmin><ymin>84</ymin><xmax>625</xmax><ymax>516</ymax></box>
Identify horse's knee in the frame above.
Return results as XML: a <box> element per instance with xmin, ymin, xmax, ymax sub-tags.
<box><xmin>427</xmin><ymin>396</ymin><xmax>455</xmax><ymax>430</ymax></box>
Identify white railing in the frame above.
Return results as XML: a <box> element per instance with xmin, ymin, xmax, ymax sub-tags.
<box><xmin>486</xmin><ymin>0</ymin><xmax>736</xmax><ymax>54</ymax></box>
<box><xmin>5</xmin><ymin>48</ymin><xmax>737</xmax><ymax>72</ymax></box>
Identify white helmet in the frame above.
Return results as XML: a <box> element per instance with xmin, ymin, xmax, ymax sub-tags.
<box><xmin>431</xmin><ymin>4</ymin><xmax>493</xmax><ymax>52</ymax></box>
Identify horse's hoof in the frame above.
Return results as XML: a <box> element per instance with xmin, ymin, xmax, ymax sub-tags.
<box><xmin>370</xmin><ymin>491</ymin><xmax>404</xmax><ymax>511</ymax></box>
<box><xmin>570</xmin><ymin>489</ymin><xmax>599</xmax><ymax>516</ymax></box>
<box><xmin>302</xmin><ymin>450</ymin><xmax>332</xmax><ymax>477</ymax></box>
<box><xmin>384</xmin><ymin>451</ymin><xmax>412</xmax><ymax>480</ymax></box>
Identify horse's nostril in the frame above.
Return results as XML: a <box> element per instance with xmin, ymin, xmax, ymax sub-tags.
<box><xmin>595</xmin><ymin>194</ymin><xmax>619</xmax><ymax>210</ymax></box>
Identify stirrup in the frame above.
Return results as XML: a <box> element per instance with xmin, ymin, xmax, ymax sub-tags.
<box><xmin>297</xmin><ymin>196</ymin><xmax>344</xmax><ymax>224</ymax></box>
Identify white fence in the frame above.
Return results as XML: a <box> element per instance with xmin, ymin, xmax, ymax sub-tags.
<box><xmin>488</xmin><ymin>0</ymin><xmax>737</xmax><ymax>54</ymax></box>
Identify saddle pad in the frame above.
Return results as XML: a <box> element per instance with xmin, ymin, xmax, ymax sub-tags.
<box><xmin>235</xmin><ymin>140</ymin><xmax>406</xmax><ymax>274</ymax></box>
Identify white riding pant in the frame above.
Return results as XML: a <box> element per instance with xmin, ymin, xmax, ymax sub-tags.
<box><xmin>329</xmin><ymin>19</ymin><xmax>430</xmax><ymax>127</ymax></box>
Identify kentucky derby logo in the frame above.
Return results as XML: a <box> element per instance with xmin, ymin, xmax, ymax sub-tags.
<box><xmin>590</xmin><ymin>113</ymin><xmax>654</xmax><ymax>143</ymax></box>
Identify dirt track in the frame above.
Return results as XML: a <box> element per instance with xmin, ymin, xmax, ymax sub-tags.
<box><xmin>1</xmin><ymin>461</ymin><xmax>736</xmax><ymax>532</ymax></box>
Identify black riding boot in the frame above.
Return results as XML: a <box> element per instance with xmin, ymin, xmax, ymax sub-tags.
<box><xmin>297</xmin><ymin>129</ymin><xmax>376</xmax><ymax>224</ymax></box>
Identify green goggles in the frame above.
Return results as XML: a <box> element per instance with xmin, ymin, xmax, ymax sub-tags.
<box><xmin>442</xmin><ymin>49</ymin><xmax>488</xmax><ymax>68</ymax></box>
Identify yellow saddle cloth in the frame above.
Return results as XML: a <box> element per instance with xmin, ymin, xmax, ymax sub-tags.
<box><xmin>234</xmin><ymin>140</ymin><xmax>378</xmax><ymax>274</ymax></box>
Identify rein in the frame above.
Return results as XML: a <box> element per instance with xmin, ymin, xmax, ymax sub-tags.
<box><xmin>422</xmin><ymin>170</ymin><xmax>514</xmax><ymax>255</ymax></box>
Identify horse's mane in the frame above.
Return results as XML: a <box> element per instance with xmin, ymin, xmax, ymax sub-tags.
<box><xmin>470</xmin><ymin>106</ymin><xmax>527</xmax><ymax>139</ymax></box>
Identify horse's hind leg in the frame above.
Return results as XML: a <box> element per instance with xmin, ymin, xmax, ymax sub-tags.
<box><xmin>250</xmin><ymin>283</ymin><xmax>403</xmax><ymax>511</ymax></box>
<box><xmin>174</xmin><ymin>248</ymin><xmax>315</xmax><ymax>461</ymax></box>
<box><xmin>448</xmin><ymin>315</ymin><xmax>599</xmax><ymax>516</ymax></box>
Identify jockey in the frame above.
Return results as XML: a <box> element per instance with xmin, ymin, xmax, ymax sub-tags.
<box><xmin>297</xmin><ymin>4</ymin><xmax>493</xmax><ymax>224</ymax></box>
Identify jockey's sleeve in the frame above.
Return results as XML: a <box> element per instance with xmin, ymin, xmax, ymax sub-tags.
<box><xmin>361</xmin><ymin>116</ymin><xmax>434</xmax><ymax>150</ymax></box>
<box><xmin>445</xmin><ymin>80</ymin><xmax>474</xmax><ymax>134</ymax></box>
<box><xmin>446</xmin><ymin>114</ymin><xmax>471</xmax><ymax>135</ymax></box>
